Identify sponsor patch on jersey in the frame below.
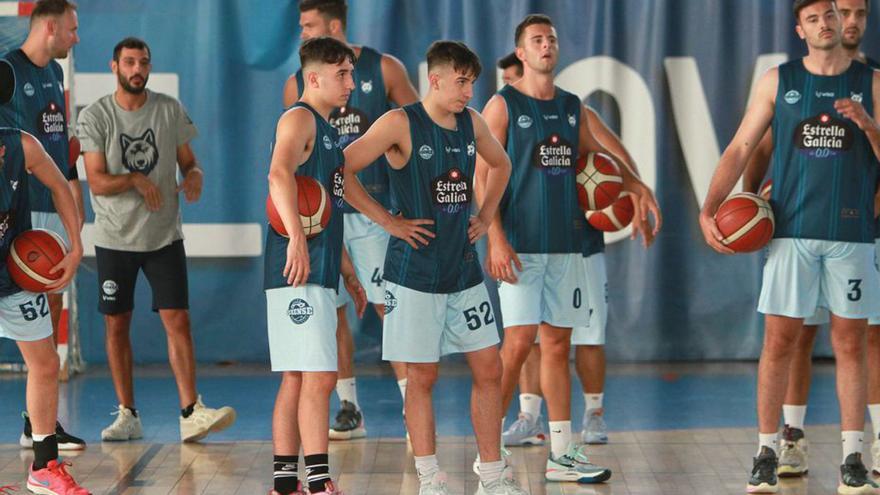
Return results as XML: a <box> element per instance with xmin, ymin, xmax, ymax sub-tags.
<box><xmin>517</xmin><ymin>115</ymin><xmax>533</xmax><ymax>129</ymax></box>
<box><xmin>329</xmin><ymin>106</ymin><xmax>370</xmax><ymax>147</ymax></box>
<box><xmin>419</xmin><ymin>144</ymin><xmax>434</xmax><ymax>160</ymax></box>
<box><xmin>322</xmin><ymin>135</ymin><xmax>333</xmax><ymax>150</ymax></box>
<box><xmin>287</xmin><ymin>298</ymin><xmax>314</xmax><ymax>324</ymax></box>
<box><xmin>37</xmin><ymin>102</ymin><xmax>65</xmax><ymax>142</ymax></box>
<box><xmin>784</xmin><ymin>90</ymin><xmax>801</xmax><ymax>104</ymax></box>
<box><xmin>532</xmin><ymin>133</ymin><xmax>575</xmax><ymax>175</ymax></box>
<box><xmin>431</xmin><ymin>167</ymin><xmax>471</xmax><ymax>214</ymax></box>
<box><xmin>22</xmin><ymin>83</ymin><xmax>34</xmax><ymax>97</ymax></box>
<box><xmin>331</xmin><ymin>165</ymin><xmax>345</xmax><ymax>208</ymax></box>
<box><xmin>794</xmin><ymin>113</ymin><xmax>854</xmax><ymax>158</ymax></box>
<box><xmin>384</xmin><ymin>290</ymin><xmax>397</xmax><ymax>315</ymax></box>
<box><xmin>361</xmin><ymin>80</ymin><xmax>373</xmax><ymax>94</ymax></box>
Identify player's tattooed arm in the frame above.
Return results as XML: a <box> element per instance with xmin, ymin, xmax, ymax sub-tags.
<box><xmin>343</xmin><ymin>109</ymin><xmax>435</xmax><ymax>249</ymax></box>
<box><xmin>468</xmin><ymin>107</ymin><xmax>511</xmax><ymax>244</ymax></box>
<box><xmin>22</xmin><ymin>132</ymin><xmax>83</xmax><ymax>289</ymax></box>
<box><xmin>176</xmin><ymin>143</ymin><xmax>203</xmax><ymax>203</ymax></box>
<box><xmin>585</xmin><ymin>106</ymin><xmax>661</xmax><ymax>247</ymax></box>
<box><xmin>269</xmin><ymin>107</ymin><xmax>315</xmax><ymax>286</ymax></box>
<box><xmin>700</xmin><ymin>67</ymin><xmax>778</xmax><ymax>254</ymax></box>
<box><xmin>477</xmin><ymin>94</ymin><xmax>521</xmax><ymax>283</ymax></box>
<box><xmin>381</xmin><ymin>54</ymin><xmax>419</xmax><ymax>107</ymax></box>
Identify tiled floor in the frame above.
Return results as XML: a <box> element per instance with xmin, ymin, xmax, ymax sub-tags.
<box><xmin>0</xmin><ymin>362</ymin><xmax>874</xmax><ymax>494</ymax></box>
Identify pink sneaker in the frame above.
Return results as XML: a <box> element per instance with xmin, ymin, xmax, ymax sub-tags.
<box><xmin>0</xmin><ymin>484</ymin><xmax>19</xmax><ymax>494</ymax></box>
<box><xmin>310</xmin><ymin>480</ymin><xmax>344</xmax><ymax>495</ymax></box>
<box><xmin>27</xmin><ymin>460</ymin><xmax>90</xmax><ymax>495</ymax></box>
<box><xmin>268</xmin><ymin>482</ymin><xmax>305</xmax><ymax>495</ymax></box>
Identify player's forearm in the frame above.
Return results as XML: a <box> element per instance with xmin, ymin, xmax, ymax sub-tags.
<box><xmin>702</xmin><ymin>152</ymin><xmax>748</xmax><ymax>216</ymax></box>
<box><xmin>50</xmin><ymin>185</ymin><xmax>83</xmax><ymax>253</ymax></box>
<box><xmin>865</xmin><ymin>124</ymin><xmax>880</xmax><ymax>162</ymax></box>
<box><xmin>178</xmin><ymin>156</ymin><xmax>201</xmax><ymax>176</ymax></box>
<box><xmin>87</xmin><ymin>172</ymin><xmax>138</xmax><ymax>196</ymax></box>
<box><xmin>476</xmin><ymin>163</ymin><xmax>510</xmax><ymax>227</ymax></box>
<box><xmin>342</xmin><ymin>170</ymin><xmax>394</xmax><ymax>227</ymax></box>
<box><xmin>268</xmin><ymin>166</ymin><xmax>308</xmax><ymax>243</ymax></box>
<box><xmin>68</xmin><ymin>179</ymin><xmax>85</xmax><ymax>228</ymax></box>
<box><xmin>340</xmin><ymin>246</ymin><xmax>357</xmax><ymax>279</ymax></box>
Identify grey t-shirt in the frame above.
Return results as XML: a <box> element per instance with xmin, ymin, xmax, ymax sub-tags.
<box><xmin>77</xmin><ymin>90</ymin><xmax>198</xmax><ymax>252</ymax></box>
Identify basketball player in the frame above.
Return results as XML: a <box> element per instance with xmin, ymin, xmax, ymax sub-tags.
<box><xmin>0</xmin><ymin>0</ymin><xmax>86</xmax><ymax>451</ymax></box>
<box><xmin>478</xmin><ymin>14</ymin><xmax>660</xmax><ymax>483</ymax></box>
<box><xmin>743</xmin><ymin>0</ymin><xmax>880</xmax><ymax>476</ymax></box>
<box><xmin>497</xmin><ymin>52</ymin><xmax>523</xmax><ymax>86</ymax></box>
<box><xmin>700</xmin><ymin>1</ymin><xmax>880</xmax><ymax>492</ymax></box>
<box><xmin>283</xmin><ymin>0</ymin><xmax>419</xmax><ymax>440</ymax></box>
<box><xmin>0</xmin><ymin>75</ymin><xmax>87</xmax><ymax>493</ymax></box>
<box><xmin>78</xmin><ymin>37</ymin><xmax>236</xmax><ymax>443</ymax></box>
<box><xmin>503</xmin><ymin>109</ymin><xmax>659</xmax><ymax>448</ymax></box>
<box><xmin>266</xmin><ymin>36</ymin><xmax>367</xmax><ymax>495</ymax></box>
<box><xmin>342</xmin><ymin>40</ymin><xmax>529</xmax><ymax>495</ymax></box>
<box><xmin>741</xmin><ymin>0</ymin><xmax>880</xmax><ymax>478</ymax></box>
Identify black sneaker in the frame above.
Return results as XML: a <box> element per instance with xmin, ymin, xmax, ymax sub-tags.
<box><xmin>20</xmin><ymin>412</ymin><xmax>86</xmax><ymax>451</ymax></box>
<box><xmin>328</xmin><ymin>400</ymin><xmax>365</xmax><ymax>441</ymax></box>
<box><xmin>747</xmin><ymin>446</ymin><xmax>778</xmax><ymax>493</ymax></box>
<box><xmin>839</xmin><ymin>452</ymin><xmax>878</xmax><ymax>495</ymax></box>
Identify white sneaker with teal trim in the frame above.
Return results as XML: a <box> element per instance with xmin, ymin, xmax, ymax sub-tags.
<box><xmin>545</xmin><ymin>444</ymin><xmax>612</xmax><ymax>483</ymax></box>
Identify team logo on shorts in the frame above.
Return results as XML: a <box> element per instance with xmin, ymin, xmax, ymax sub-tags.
<box><xmin>784</xmin><ymin>90</ymin><xmax>801</xmax><ymax>104</ymax></box>
<box><xmin>419</xmin><ymin>144</ymin><xmax>434</xmax><ymax>160</ymax></box>
<box><xmin>384</xmin><ymin>290</ymin><xmax>397</xmax><ymax>315</ymax></box>
<box><xmin>322</xmin><ymin>135</ymin><xmax>333</xmax><ymax>150</ymax></box>
<box><xmin>361</xmin><ymin>80</ymin><xmax>373</xmax><ymax>94</ymax></box>
<box><xmin>102</xmin><ymin>280</ymin><xmax>118</xmax><ymax>296</ymax></box>
<box><xmin>23</xmin><ymin>83</ymin><xmax>34</xmax><ymax>97</ymax></box>
<box><xmin>517</xmin><ymin>115</ymin><xmax>533</xmax><ymax>129</ymax></box>
<box><xmin>120</xmin><ymin>129</ymin><xmax>159</xmax><ymax>174</ymax></box>
<box><xmin>287</xmin><ymin>298</ymin><xmax>314</xmax><ymax>324</ymax></box>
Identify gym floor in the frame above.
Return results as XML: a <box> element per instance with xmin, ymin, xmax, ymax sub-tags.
<box><xmin>0</xmin><ymin>362</ymin><xmax>871</xmax><ymax>494</ymax></box>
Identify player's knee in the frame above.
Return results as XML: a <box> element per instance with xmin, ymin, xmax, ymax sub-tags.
<box><xmin>161</xmin><ymin>310</ymin><xmax>191</xmax><ymax>335</ymax></box>
<box><xmin>407</xmin><ymin>365</ymin><xmax>438</xmax><ymax>389</ymax></box>
<box><xmin>831</xmin><ymin>332</ymin><xmax>865</xmax><ymax>359</ymax></box>
<box><xmin>29</xmin><ymin>352</ymin><xmax>59</xmax><ymax>382</ymax></box>
<box><xmin>867</xmin><ymin>329</ymin><xmax>880</xmax><ymax>348</ymax></box>
<box><xmin>501</xmin><ymin>335</ymin><xmax>535</xmax><ymax>364</ymax></box>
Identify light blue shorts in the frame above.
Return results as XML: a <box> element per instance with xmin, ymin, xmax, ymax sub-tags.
<box><xmin>382</xmin><ymin>281</ymin><xmax>500</xmax><ymax>363</ymax></box>
<box><xmin>498</xmin><ymin>253</ymin><xmax>590</xmax><ymax>329</ymax></box>
<box><xmin>804</xmin><ymin>240</ymin><xmax>880</xmax><ymax>326</ymax></box>
<box><xmin>0</xmin><ymin>291</ymin><xmax>53</xmax><ymax>342</ymax></box>
<box><xmin>758</xmin><ymin>239</ymin><xmax>880</xmax><ymax>320</ymax></box>
<box><xmin>266</xmin><ymin>284</ymin><xmax>338</xmax><ymax>372</ymax></box>
<box><xmin>336</xmin><ymin>213</ymin><xmax>389</xmax><ymax>307</ymax></box>
<box><xmin>571</xmin><ymin>253</ymin><xmax>608</xmax><ymax>345</ymax></box>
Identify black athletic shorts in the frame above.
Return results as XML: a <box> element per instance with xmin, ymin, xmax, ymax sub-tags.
<box><xmin>95</xmin><ymin>239</ymin><xmax>189</xmax><ymax>314</ymax></box>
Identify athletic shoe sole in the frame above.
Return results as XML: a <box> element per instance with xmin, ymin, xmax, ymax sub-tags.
<box><xmin>746</xmin><ymin>482</ymin><xmax>779</xmax><ymax>493</ymax></box>
<box><xmin>20</xmin><ymin>433</ymin><xmax>87</xmax><ymax>450</ymax></box>
<box><xmin>503</xmin><ymin>433</ymin><xmax>545</xmax><ymax>446</ymax></box>
<box><xmin>582</xmin><ymin>435</ymin><xmax>608</xmax><ymax>445</ymax></box>
<box><xmin>182</xmin><ymin>408</ymin><xmax>237</xmax><ymax>443</ymax></box>
<box><xmin>776</xmin><ymin>464</ymin><xmax>808</xmax><ymax>477</ymax></box>
<box><xmin>329</xmin><ymin>425</ymin><xmax>366</xmax><ymax>440</ymax></box>
<box><xmin>837</xmin><ymin>483</ymin><xmax>879</xmax><ymax>495</ymax></box>
<box><xmin>545</xmin><ymin>468</ymin><xmax>612</xmax><ymax>483</ymax></box>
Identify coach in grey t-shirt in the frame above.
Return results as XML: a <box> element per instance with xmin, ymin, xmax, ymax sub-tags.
<box><xmin>78</xmin><ymin>87</ymin><xmax>195</xmax><ymax>251</ymax></box>
<box><xmin>77</xmin><ymin>37</ymin><xmax>235</xmax><ymax>444</ymax></box>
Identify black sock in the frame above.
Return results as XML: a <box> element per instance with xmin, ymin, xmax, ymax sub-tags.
<box><xmin>274</xmin><ymin>455</ymin><xmax>299</xmax><ymax>494</ymax></box>
<box><xmin>304</xmin><ymin>453</ymin><xmax>330</xmax><ymax>493</ymax></box>
<box><xmin>181</xmin><ymin>403</ymin><xmax>196</xmax><ymax>418</ymax></box>
<box><xmin>32</xmin><ymin>434</ymin><xmax>58</xmax><ymax>470</ymax></box>
<box><xmin>126</xmin><ymin>406</ymin><xmax>138</xmax><ymax>418</ymax></box>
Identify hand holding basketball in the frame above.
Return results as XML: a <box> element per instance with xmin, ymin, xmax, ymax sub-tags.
<box><xmin>699</xmin><ymin>210</ymin><xmax>735</xmax><ymax>255</ymax></box>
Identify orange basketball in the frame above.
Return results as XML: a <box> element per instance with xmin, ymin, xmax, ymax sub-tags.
<box><xmin>7</xmin><ymin>229</ymin><xmax>68</xmax><ymax>292</ymax></box>
<box><xmin>576</xmin><ymin>152</ymin><xmax>623</xmax><ymax>211</ymax></box>
<box><xmin>714</xmin><ymin>193</ymin><xmax>775</xmax><ymax>253</ymax></box>
<box><xmin>586</xmin><ymin>192</ymin><xmax>635</xmax><ymax>232</ymax></box>
<box><xmin>266</xmin><ymin>176</ymin><xmax>332</xmax><ymax>239</ymax></box>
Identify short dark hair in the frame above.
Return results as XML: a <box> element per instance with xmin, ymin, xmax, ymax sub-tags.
<box><xmin>793</xmin><ymin>0</ymin><xmax>837</xmax><ymax>21</ymax></box>
<box><xmin>300</xmin><ymin>36</ymin><xmax>356</xmax><ymax>70</ymax></box>
<box><xmin>426</xmin><ymin>40</ymin><xmax>482</xmax><ymax>80</ymax></box>
<box><xmin>113</xmin><ymin>37</ymin><xmax>151</xmax><ymax>62</ymax></box>
<box><xmin>497</xmin><ymin>52</ymin><xmax>523</xmax><ymax>73</ymax></box>
<box><xmin>515</xmin><ymin>14</ymin><xmax>553</xmax><ymax>46</ymax></box>
<box><xmin>30</xmin><ymin>0</ymin><xmax>76</xmax><ymax>25</ymax></box>
<box><xmin>299</xmin><ymin>0</ymin><xmax>347</xmax><ymax>31</ymax></box>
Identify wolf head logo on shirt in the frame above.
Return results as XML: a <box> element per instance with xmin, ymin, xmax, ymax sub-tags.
<box><xmin>120</xmin><ymin>129</ymin><xmax>159</xmax><ymax>174</ymax></box>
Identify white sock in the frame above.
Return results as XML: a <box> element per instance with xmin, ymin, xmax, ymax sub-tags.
<box><xmin>782</xmin><ymin>404</ymin><xmax>806</xmax><ymax>430</ymax></box>
<box><xmin>868</xmin><ymin>404</ymin><xmax>880</xmax><ymax>439</ymax></box>
<box><xmin>519</xmin><ymin>393</ymin><xmax>542</xmax><ymax>419</ymax></box>
<box><xmin>548</xmin><ymin>421</ymin><xmax>572</xmax><ymax>459</ymax></box>
<box><xmin>397</xmin><ymin>378</ymin><xmax>407</xmax><ymax>403</ymax></box>
<box><xmin>585</xmin><ymin>393</ymin><xmax>603</xmax><ymax>411</ymax></box>
<box><xmin>414</xmin><ymin>454</ymin><xmax>439</xmax><ymax>485</ymax></box>
<box><xmin>32</xmin><ymin>433</ymin><xmax>51</xmax><ymax>442</ymax></box>
<box><xmin>478</xmin><ymin>459</ymin><xmax>505</xmax><ymax>486</ymax></box>
<box><xmin>757</xmin><ymin>432</ymin><xmax>778</xmax><ymax>456</ymax></box>
<box><xmin>841</xmin><ymin>430</ymin><xmax>864</xmax><ymax>462</ymax></box>
<box><xmin>335</xmin><ymin>377</ymin><xmax>358</xmax><ymax>409</ymax></box>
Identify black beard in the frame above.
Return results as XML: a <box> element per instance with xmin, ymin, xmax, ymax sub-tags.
<box><xmin>118</xmin><ymin>73</ymin><xmax>148</xmax><ymax>95</ymax></box>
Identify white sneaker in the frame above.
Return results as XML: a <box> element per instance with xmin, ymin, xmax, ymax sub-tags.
<box><xmin>476</xmin><ymin>466</ymin><xmax>529</xmax><ymax>494</ymax></box>
<box><xmin>472</xmin><ymin>448</ymin><xmax>513</xmax><ymax>475</ymax></box>
<box><xmin>871</xmin><ymin>438</ymin><xmax>880</xmax><ymax>476</ymax></box>
<box><xmin>101</xmin><ymin>405</ymin><xmax>143</xmax><ymax>441</ymax></box>
<box><xmin>180</xmin><ymin>395</ymin><xmax>236</xmax><ymax>442</ymax></box>
<box><xmin>777</xmin><ymin>425</ymin><xmax>808</xmax><ymax>477</ymax></box>
<box><xmin>545</xmin><ymin>444</ymin><xmax>612</xmax><ymax>483</ymax></box>
<box><xmin>419</xmin><ymin>471</ymin><xmax>449</xmax><ymax>495</ymax></box>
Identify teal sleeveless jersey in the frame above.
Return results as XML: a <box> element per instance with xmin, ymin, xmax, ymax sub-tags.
<box><xmin>497</xmin><ymin>85</ymin><xmax>585</xmax><ymax>253</ymax></box>
<box><xmin>0</xmin><ymin>50</ymin><xmax>70</xmax><ymax>213</ymax></box>
<box><xmin>264</xmin><ymin>102</ymin><xmax>345</xmax><ymax>291</ymax></box>
<box><xmin>296</xmin><ymin>46</ymin><xmax>392</xmax><ymax>211</ymax></box>
<box><xmin>0</xmin><ymin>128</ymin><xmax>32</xmax><ymax>296</ymax></box>
<box><xmin>770</xmin><ymin>59</ymin><xmax>877</xmax><ymax>242</ymax></box>
<box><xmin>383</xmin><ymin>103</ymin><xmax>482</xmax><ymax>294</ymax></box>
